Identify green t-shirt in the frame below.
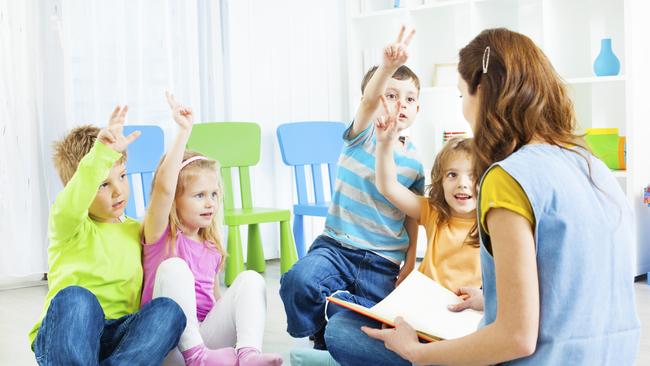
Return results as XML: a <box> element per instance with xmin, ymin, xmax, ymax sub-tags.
<box><xmin>29</xmin><ymin>142</ymin><xmax>143</xmax><ymax>345</ymax></box>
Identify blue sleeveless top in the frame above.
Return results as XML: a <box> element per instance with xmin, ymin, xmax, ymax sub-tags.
<box><xmin>478</xmin><ymin>144</ymin><xmax>640</xmax><ymax>365</ymax></box>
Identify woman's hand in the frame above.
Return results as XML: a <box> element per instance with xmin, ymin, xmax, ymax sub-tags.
<box><xmin>362</xmin><ymin>317</ymin><xmax>420</xmax><ymax>362</ymax></box>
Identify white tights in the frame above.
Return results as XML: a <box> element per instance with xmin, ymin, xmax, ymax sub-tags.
<box><xmin>152</xmin><ymin>258</ymin><xmax>268</xmax><ymax>365</ymax></box>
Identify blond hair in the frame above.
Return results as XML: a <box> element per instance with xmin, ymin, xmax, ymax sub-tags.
<box><xmin>151</xmin><ymin>150</ymin><xmax>227</xmax><ymax>264</ymax></box>
<box><xmin>425</xmin><ymin>137</ymin><xmax>479</xmax><ymax>247</ymax></box>
<box><xmin>52</xmin><ymin>125</ymin><xmax>127</xmax><ymax>185</ymax></box>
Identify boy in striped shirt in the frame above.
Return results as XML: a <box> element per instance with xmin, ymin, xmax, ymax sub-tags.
<box><xmin>280</xmin><ymin>27</ymin><xmax>425</xmax><ymax>350</ymax></box>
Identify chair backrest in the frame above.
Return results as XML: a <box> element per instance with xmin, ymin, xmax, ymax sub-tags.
<box><xmin>123</xmin><ymin>125</ymin><xmax>165</xmax><ymax>218</ymax></box>
<box><xmin>276</xmin><ymin>121</ymin><xmax>346</xmax><ymax>205</ymax></box>
<box><xmin>187</xmin><ymin>122</ymin><xmax>261</xmax><ymax>211</ymax></box>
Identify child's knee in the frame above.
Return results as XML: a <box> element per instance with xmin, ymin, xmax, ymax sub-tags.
<box><xmin>51</xmin><ymin>286</ymin><xmax>102</xmax><ymax>319</ymax></box>
<box><xmin>279</xmin><ymin>263</ymin><xmax>310</xmax><ymax>297</ymax></box>
<box><xmin>236</xmin><ymin>270</ymin><xmax>265</xmax><ymax>292</ymax></box>
<box><xmin>157</xmin><ymin>257</ymin><xmax>193</xmax><ymax>282</ymax></box>
<box><xmin>280</xmin><ymin>258</ymin><xmax>344</xmax><ymax>303</ymax></box>
<box><xmin>148</xmin><ymin>297</ymin><xmax>187</xmax><ymax>332</ymax></box>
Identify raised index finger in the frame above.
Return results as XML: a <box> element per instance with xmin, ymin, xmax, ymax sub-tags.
<box><xmin>109</xmin><ymin>105</ymin><xmax>127</xmax><ymax>126</ymax></box>
<box><xmin>403</xmin><ymin>29</ymin><xmax>415</xmax><ymax>46</ymax></box>
<box><xmin>379</xmin><ymin>95</ymin><xmax>391</xmax><ymax>116</ymax></box>
<box><xmin>108</xmin><ymin>106</ymin><xmax>121</xmax><ymax>124</ymax></box>
<box><xmin>395</xmin><ymin>25</ymin><xmax>405</xmax><ymax>44</ymax></box>
<box><xmin>165</xmin><ymin>90</ymin><xmax>178</xmax><ymax>108</ymax></box>
<box><xmin>118</xmin><ymin>105</ymin><xmax>128</xmax><ymax>121</ymax></box>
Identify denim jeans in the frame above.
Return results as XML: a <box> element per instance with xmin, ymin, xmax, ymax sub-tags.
<box><xmin>279</xmin><ymin>235</ymin><xmax>400</xmax><ymax>338</ymax></box>
<box><xmin>33</xmin><ymin>285</ymin><xmax>186</xmax><ymax>365</ymax></box>
<box><xmin>325</xmin><ymin>311</ymin><xmax>411</xmax><ymax>366</ymax></box>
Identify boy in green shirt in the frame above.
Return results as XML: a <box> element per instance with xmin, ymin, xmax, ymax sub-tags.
<box><xmin>30</xmin><ymin>106</ymin><xmax>186</xmax><ymax>365</ymax></box>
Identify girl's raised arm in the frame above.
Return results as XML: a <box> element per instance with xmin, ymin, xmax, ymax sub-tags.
<box><xmin>143</xmin><ymin>92</ymin><xmax>194</xmax><ymax>244</ymax></box>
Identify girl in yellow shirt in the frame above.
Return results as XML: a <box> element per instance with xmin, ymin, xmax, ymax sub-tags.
<box><xmin>323</xmin><ymin>98</ymin><xmax>483</xmax><ymax>366</ymax></box>
<box><xmin>374</xmin><ymin>96</ymin><xmax>481</xmax><ymax>294</ymax></box>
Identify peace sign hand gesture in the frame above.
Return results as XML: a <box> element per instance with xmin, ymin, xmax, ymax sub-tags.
<box><xmin>383</xmin><ymin>25</ymin><xmax>415</xmax><ymax>70</ymax></box>
<box><xmin>375</xmin><ymin>95</ymin><xmax>407</xmax><ymax>145</ymax></box>
<box><xmin>97</xmin><ymin>105</ymin><xmax>140</xmax><ymax>153</ymax></box>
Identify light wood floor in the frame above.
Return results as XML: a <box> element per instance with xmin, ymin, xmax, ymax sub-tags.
<box><xmin>1</xmin><ymin>261</ymin><xmax>648</xmax><ymax>365</ymax></box>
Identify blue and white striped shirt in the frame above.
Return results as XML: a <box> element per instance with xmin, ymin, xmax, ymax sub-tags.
<box><xmin>323</xmin><ymin>123</ymin><xmax>425</xmax><ymax>263</ymax></box>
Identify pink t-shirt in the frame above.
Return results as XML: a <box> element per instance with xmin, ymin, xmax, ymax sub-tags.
<box><xmin>140</xmin><ymin>226</ymin><xmax>222</xmax><ymax>321</ymax></box>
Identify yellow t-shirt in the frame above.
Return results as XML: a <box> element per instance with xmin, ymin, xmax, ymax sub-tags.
<box><xmin>479</xmin><ymin>166</ymin><xmax>535</xmax><ymax>236</ymax></box>
<box><xmin>416</xmin><ymin>196</ymin><xmax>481</xmax><ymax>291</ymax></box>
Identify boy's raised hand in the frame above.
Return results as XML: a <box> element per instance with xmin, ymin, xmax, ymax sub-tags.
<box><xmin>375</xmin><ymin>95</ymin><xmax>407</xmax><ymax>144</ymax></box>
<box><xmin>165</xmin><ymin>91</ymin><xmax>193</xmax><ymax>131</ymax></box>
<box><xmin>97</xmin><ymin>105</ymin><xmax>140</xmax><ymax>153</ymax></box>
<box><xmin>383</xmin><ymin>25</ymin><xmax>415</xmax><ymax>70</ymax></box>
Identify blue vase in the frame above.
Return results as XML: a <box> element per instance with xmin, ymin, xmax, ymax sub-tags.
<box><xmin>593</xmin><ymin>38</ymin><xmax>620</xmax><ymax>76</ymax></box>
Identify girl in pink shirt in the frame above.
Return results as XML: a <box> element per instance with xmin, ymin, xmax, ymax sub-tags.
<box><xmin>140</xmin><ymin>92</ymin><xmax>282</xmax><ymax>366</ymax></box>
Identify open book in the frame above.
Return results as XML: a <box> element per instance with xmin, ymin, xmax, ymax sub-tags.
<box><xmin>326</xmin><ymin>270</ymin><xmax>483</xmax><ymax>342</ymax></box>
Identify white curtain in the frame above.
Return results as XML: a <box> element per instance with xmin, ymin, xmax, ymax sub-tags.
<box><xmin>0</xmin><ymin>0</ymin><xmax>50</xmax><ymax>277</ymax></box>
<box><xmin>1</xmin><ymin>0</ymin><xmax>228</xmax><ymax>277</ymax></box>
<box><xmin>225</xmin><ymin>0</ymin><xmax>349</xmax><ymax>258</ymax></box>
<box><xmin>58</xmin><ymin>0</ymin><xmax>226</xmax><ymax>141</ymax></box>
<box><xmin>1</xmin><ymin>0</ymin><xmax>349</xmax><ymax>277</ymax></box>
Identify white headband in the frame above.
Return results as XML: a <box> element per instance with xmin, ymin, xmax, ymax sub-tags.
<box><xmin>180</xmin><ymin>156</ymin><xmax>209</xmax><ymax>170</ymax></box>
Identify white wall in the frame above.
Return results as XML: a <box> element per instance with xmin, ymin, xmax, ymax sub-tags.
<box><xmin>0</xmin><ymin>0</ymin><xmax>49</xmax><ymax>276</ymax></box>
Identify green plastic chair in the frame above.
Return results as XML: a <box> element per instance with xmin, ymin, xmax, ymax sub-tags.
<box><xmin>187</xmin><ymin>122</ymin><xmax>298</xmax><ymax>285</ymax></box>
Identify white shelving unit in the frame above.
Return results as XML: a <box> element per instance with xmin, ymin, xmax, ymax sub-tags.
<box><xmin>346</xmin><ymin>0</ymin><xmax>650</xmax><ymax>276</ymax></box>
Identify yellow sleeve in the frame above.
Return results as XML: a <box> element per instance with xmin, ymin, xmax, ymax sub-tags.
<box><xmin>479</xmin><ymin>166</ymin><xmax>535</xmax><ymax>235</ymax></box>
<box><xmin>417</xmin><ymin>195</ymin><xmax>437</xmax><ymax>227</ymax></box>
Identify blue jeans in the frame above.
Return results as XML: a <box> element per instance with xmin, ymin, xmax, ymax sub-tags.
<box><xmin>279</xmin><ymin>235</ymin><xmax>400</xmax><ymax>338</ymax></box>
<box><xmin>325</xmin><ymin>311</ymin><xmax>411</xmax><ymax>366</ymax></box>
<box><xmin>33</xmin><ymin>286</ymin><xmax>186</xmax><ymax>365</ymax></box>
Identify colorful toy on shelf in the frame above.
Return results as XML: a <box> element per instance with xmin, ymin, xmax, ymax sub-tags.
<box><xmin>644</xmin><ymin>186</ymin><xmax>650</xmax><ymax>207</ymax></box>
<box><xmin>443</xmin><ymin>130</ymin><xmax>467</xmax><ymax>144</ymax></box>
<box><xmin>585</xmin><ymin>128</ymin><xmax>626</xmax><ymax>170</ymax></box>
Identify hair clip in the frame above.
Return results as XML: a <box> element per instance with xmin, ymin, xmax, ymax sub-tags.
<box><xmin>482</xmin><ymin>46</ymin><xmax>490</xmax><ymax>74</ymax></box>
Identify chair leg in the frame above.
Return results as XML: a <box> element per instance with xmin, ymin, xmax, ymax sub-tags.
<box><xmin>280</xmin><ymin>220</ymin><xmax>298</xmax><ymax>274</ymax></box>
<box><xmin>293</xmin><ymin>214</ymin><xmax>306</xmax><ymax>259</ymax></box>
<box><xmin>225</xmin><ymin>225</ymin><xmax>245</xmax><ymax>286</ymax></box>
<box><xmin>247</xmin><ymin>224</ymin><xmax>266</xmax><ymax>273</ymax></box>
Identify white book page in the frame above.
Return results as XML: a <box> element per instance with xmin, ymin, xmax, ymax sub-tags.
<box><xmin>370</xmin><ymin>271</ymin><xmax>483</xmax><ymax>340</ymax></box>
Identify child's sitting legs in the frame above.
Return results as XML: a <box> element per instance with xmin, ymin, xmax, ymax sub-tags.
<box><xmin>279</xmin><ymin>235</ymin><xmax>399</xmax><ymax>348</ymax></box>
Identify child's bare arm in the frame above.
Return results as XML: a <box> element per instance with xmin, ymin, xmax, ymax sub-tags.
<box><xmin>143</xmin><ymin>92</ymin><xmax>193</xmax><ymax>244</ymax></box>
<box><xmin>375</xmin><ymin>96</ymin><xmax>421</xmax><ymax>220</ymax></box>
<box><xmin>396</xmin><ymin>216</ymin><xmax>418</xmax><ymax>286</ymax></box>
<box><xmin>213</xmin><ymin>274</ymin><xmax>222</xmax><ymax>302</ymax></box>
<box><xmin>350</xmin><ymin>26</ymin><xmax>415</xmax><ymax>140</ymax></box>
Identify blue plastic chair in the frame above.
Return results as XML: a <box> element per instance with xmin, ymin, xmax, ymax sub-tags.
<box><xmin>123</xmin><ymin>125</ymin><xmax>165</xmax><ymax>219</ymax></box>
<box><xmin>276</xmin><ymin>121</ymin><xmax>346</xmax><ymax>258</ymax></box>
